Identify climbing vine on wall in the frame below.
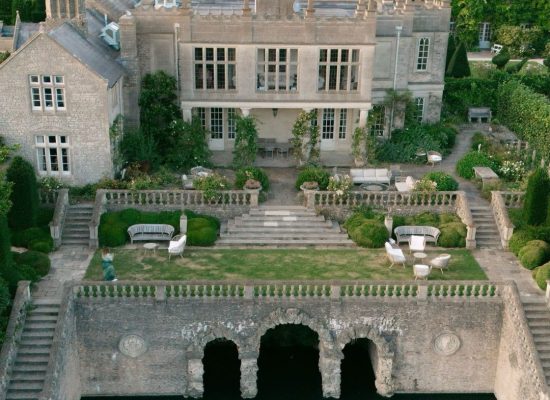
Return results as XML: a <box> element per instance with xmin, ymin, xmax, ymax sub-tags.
<box><xmin>232</xmin><ymin>115</ymin><xmax>259</xmax><ymax>168</ymax></box>
<box><xmin>291</xmin><ymin>110</ymin><xmax>319</xmax><ymax>166</ymax></box>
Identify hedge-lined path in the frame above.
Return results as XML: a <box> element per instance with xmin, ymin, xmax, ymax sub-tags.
<box><xmin>33</xmin><ymin>246</ymin><xmax>94</xmax><ymax>299</ymax></box>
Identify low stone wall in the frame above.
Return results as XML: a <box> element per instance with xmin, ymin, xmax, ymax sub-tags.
<box><xmin>68</xmin><ymin>280</ymin><xmax>503</xmax><ymax>399</ymax></box>
<box><xmin>0</xmin><ymin>282</ymin><xmax>31</xmax><ymax>400</ymax></box>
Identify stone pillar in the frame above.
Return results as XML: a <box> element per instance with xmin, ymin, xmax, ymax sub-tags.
<box><xmin>180</xmin><ymin>214</ymin><xmax>188</xmax><ymax>234</ymax></box>
<box><xmin>185</xmin><ymin>357</ymin><xmax>204</xmax><ymax>398</ymax></box>
<box><xmin>182</xmin><ymin>107</ymin><xmax>193</xmax><ymax>122</ymax></box>
<box><xmin>319</xmin><ymin>354</ymin><xmax>342</xmax><ymax>398</ymax></box>
<box><xmin>240</xmin><ymin>356</ymin><xmax>258</xmax><ymax>398</ymax></box>
<box><xmin>359</xmin><ymin>109</ymin><xmax>369</xmax><ymax>127</ymax></box>
<box><xmin>374</xmin><ymin>356</ymin><xmax>395</xmax><ymax>397</ymax></box>
<box><xmin>241</xmin><ymin>108</ymin><xmax>251</xmax><ymax>117</ymax></box>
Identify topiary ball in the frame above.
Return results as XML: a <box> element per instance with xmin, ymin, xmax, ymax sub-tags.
<box><xmin>534</xmin><ymin>262</ymin><xmax>550</xmax><ymax>290</ymax></box>
<box><xmin>99</xmin><ymin>222</ymin><xmax>127</xmax><ymax>247</ymax></box>
<box><xmin>509</xmin><ymin>229</ymin><xmax>537</xmax><ymax>256</ymax></box>
<box><xmin>13</xmin><ymin>250</ymin><xmax>51</xmax><ymax>278</ymax></box>
<box><xmin>187</xmin><ymin>226</ymin><xmax>218</xmax><ymax>246</ymax></box>
<box><xmin>518</xmin><ymin>240</ymin><xmax>550</xmax><ymax>270</ymax></box>
<box><xmin>349</xmin><ymin>220</ymin><xmax>388</xmax><ymax>248</ymax></box>
<box><xmin>28</xmin><ymin>239</ymin><xmax>54</xmax><ymax>254</ymax></box>
<box><xmin>438</xmin><ymin>222</ymin><xmax>467</xmax><ymax>248</ymax></box>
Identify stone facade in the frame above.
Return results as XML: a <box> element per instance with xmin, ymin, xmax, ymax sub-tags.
<box><xmin>0</xmin><ymin>32</ymin><xmax>122</xmax><ymax>185</ymax></box>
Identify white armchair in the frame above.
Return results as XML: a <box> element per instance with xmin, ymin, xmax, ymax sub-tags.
<box><xmin>413</xmin><ymin>264</ymin><xmax>431</xmax><ymax>280</ymax></box>
<box><xmin>385</xmin><ymin>242</ymin><xmax>407</xmax><ymax>269</ymax></box>
<box><xmin>409</xmin><ymin>235</ymin><xmax>426</xmax><ymax>253</ymax></box>
<box><xmin>168</xmin><ymin>234</ymin><xmax>186</xmax><ymax>260</ymax></box>
<box><xmin>430</xmin><ymin>254</ymin><xmax>451</xmax><ymax>274</ymax></box>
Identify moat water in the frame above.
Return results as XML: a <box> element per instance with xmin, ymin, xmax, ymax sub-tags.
<box><xmin>83</xmin><ymin>325</ymin><xmax>496</xmax><ymax>400</ymax></box>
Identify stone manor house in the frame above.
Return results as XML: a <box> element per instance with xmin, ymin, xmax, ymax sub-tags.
<box><xmin>0</xmin><ymin>0</ymin><xmax>451</xmax><ymax>184</ymax></box>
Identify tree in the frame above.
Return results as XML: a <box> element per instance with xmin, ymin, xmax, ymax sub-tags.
<box><xmin>523</xmin><ymin>168</ymin><xmax>550</xmax><ymax>226</ymax></box>
<box><xmin>446</xmin><ymin>41</ymin><xmax>471</xmax><ymax>78</ymax></box>
<box><xmin>232</xmin><ymin>115</ymin><xmax>258</xmax><ymax>169</ymax></box>
<box><xmin>544</xmin><ymin>57</ymin><xmax>550</xmax><ymax>71</ymax></box>
<box><xmin>491</xmin><ymin>47</ymin><xmax>510</xmax><ymax>70</ymax></box>
<box><xmin>445</xmin><ymin>35</ymin><xmax>456</xmax><ymax>73</ymax></box>
<box><xmin>31</xmin><ymin>0</ymin><xmax>45</xmax><ymax>22</ymax></box>
<box><xmin>6</xmin><ymin>156</ymin><xmax>38</xmax><ymax>230</ymax></box>
<box><xmin>164</xmin><ymin>117</ymin><xmax>211</xmax><ymax>172</ymax></box>
<box><xmin>11</xmin><ymin>0</ymin><xmax>32</xmax><ymax>22</ymax></box>
<box><xmin>138</xmin><ymin>71</ymin><xmax>180</xmax><ymax>155</ymax></box>
<box><xmin>0</xmin><ymin>0</ymin><xmax>12</xmax><ymax>24</ymax></box>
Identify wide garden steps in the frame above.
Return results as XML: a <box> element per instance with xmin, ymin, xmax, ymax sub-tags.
<box><xmin>61</xmin><ymin>203</ymin><xmax>93</xmax><ymax>246</ymax></box>
<box><xmin>522</xmin><ymin>299</ymin><xmax>550</xmax><ymax>386</ymax></box>
<box><xmin>218</xmin><ymin>206</ymin><xmax>354</xmax><ymax>247</ymax></box>
<box><xmin>6</xmin><ymin>301</ymin><xmax>60</xmax><ymax>400</ymax></box>
<box><xmin>469</xmin><ymin>205</ymin><xmax>501</xmax><ymax>249</ymax></box>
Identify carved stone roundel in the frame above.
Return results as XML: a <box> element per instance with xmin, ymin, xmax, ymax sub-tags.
<box><xmin>119</xmin><ymin>334</ymin><xmax>147</xmax><ymax>358</ymax></box>
<box><xmin>433</xmin><ymin>332</ymin><xmax>461</xmax><ymax>356</ymax></box>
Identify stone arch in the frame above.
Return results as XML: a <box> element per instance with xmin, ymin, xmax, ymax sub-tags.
<box><xmin>337</xmin><ymin>325</ymin><xmax>397</xmax><ymax>397</ymax></box>
<box><xmin>185</xmin><ymin>323</ymin><xmax>245</xmax><ymax>357</ymax></box>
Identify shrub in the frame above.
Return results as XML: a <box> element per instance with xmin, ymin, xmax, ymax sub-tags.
<box><xmin>0</xmin><ymin>215</ymin><xmax>19</xmax><ymax>289</ymax></box>
<box><xmin>439</xmin><ymin>213</ymin><xmax>461</xmax><ymax>224</ymax></box>
<box><xmin>446</xmin><ymin>41</ymin><xmax>471</xmax><ymax>78</ymax></box>
<box><xmin>98</xmin><ymin>219</ymin><xmax>128</xmax><ymax>247</ymax></box>
<box><xmin>438</xmin><ymin>222</ymin><xmax>466</xmax><ymax>248</ymax></box>
<box><xmin>28</xmin><ymin>240</ymin><xmax>54</xmax><ymax>253</ymax></box>
<box><xmin>0</xmin><ymin>278</ymin><xmax>10</xmax><ymax>314</ymax></box>
<box><xmin>7</xmin><ymin>156</ymin><xmax>38</xmax><ymax>230</ymax></box>
<box><xmin>184</xmin><ymin>210</ymin><xmax>220</xmax><ymax>229</ymax></box>
<box><xmin>37</xmin><ymin>208</ymin><xmax>54</xmax><ymax>227</ymax></box>
<box><xmin>411</xmin><ymin>212</ymin><xmax>439</xmax><ymax>226</ymax></box>
<box><xmin>295</xmin><ymin>166</ymin><xmax>330</xmax><ymax>190</ymax></box>
<box><xmin>235</xmin><ymin>167</ymin><xmax>270</xmax><ymax>192</ymax></box>
<box><xmin>13</xmin><ymin>250</ymin><xmax>50</xmax><ymax>278</ymax></box>
<box><xmin>193</xmin><ymin>173</ymin><xmax>230</xmax><ymax>201</ymax></box>
<box><xmin>348</xmin><ymin>220</ymin><xmax>388</xmax><ymax>248</ymax></box>
<box><xmin>518</xmin><ymin>240</ymin><xmax>550</xmax><ymax>270</ymax></box>
<box><xmin>523</xmin><ymin>168</ymin><xmax>550</xmax><ymax>226</ymax></box>
<box><xmin>509</xmin><ymin>228</ymin><xmax>537</xmax><ymax>255</ymax></box>
<box><xmin>505</xmin><ymin>58</ymin><xmax>529</xmax><ymax>74</ymax></box>
<box><xmin>187</xmin><ymin>218</ymin><xmax>218</xmax><ymax>246</ymax></box>
<box><xmin>534</xmin><ymin>262</ymin><xmax>550</xmax><ymax>290</ymax></box>
<box><xmin>11</xmin><ymin>227</ymin><xmax>52</xmax><ymax>252</ymax></box>
<box><xmin>119</xmin><ymin>208</ymin><xmax>142</xmax><ymax>225</ymax></box>
<box><xmin>491</xmin><ymin>48</ymin><xmax>510</xmax><ymax>70</ymax></box>
<box><xmin>16</xmin><ymin>264</ymin><xmax>40</xmax><ymax>283</ymax></box>
<box><xmin>232</xmin><ymin>116</ymin><xmax>259</xmax><ymax>169</ymax></box>
<box><xmin>471</xmin><ymin>132</ymin><xmax>492</xmax><ymax>151</ymax></box>
<box><xmin>422</xmin><ymin>172</ymin><xmax>458</xmax><ymax>191</ymax></box>
<box><xmin>456</xmin><ymin>151</ymin><xmax>500</xmax><ymax>179</ymax></box>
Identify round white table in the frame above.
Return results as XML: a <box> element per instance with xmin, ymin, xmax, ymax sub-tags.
<box><xmin>143</xmin><ymin>242</ymin><xmax>158</xmax><ymax>255</ymax></box>
<box><xmin>413</xmin><ymin>252</ymin><xmax>427</xmax><ymax>263</ymax></box>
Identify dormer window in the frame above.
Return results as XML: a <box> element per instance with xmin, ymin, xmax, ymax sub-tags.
<box><xmin>155</xmin><ymin>0</ymin><xmax>178</xmax><ymax>9</ymax></box>
<box><xmin>100</xmin><ymin>22</ymin><xmax>120</xmax><ymax>50</ymax></box>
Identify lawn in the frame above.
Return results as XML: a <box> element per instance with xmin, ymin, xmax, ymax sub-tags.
<box><xmin>85</xmin><ymin>248</ymin><xmax>487</xmax><ymax>281</ymax></box>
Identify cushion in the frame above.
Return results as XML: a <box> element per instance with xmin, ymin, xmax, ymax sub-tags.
<box><xmin>364</xmin><ymin>170</ymin><xmax>376</xmax><ymax>177</ymax></box>
<box><xmin>375</xmin><ymin>169</ymin><xmax>388</xmax><ymax>177</ymax></box>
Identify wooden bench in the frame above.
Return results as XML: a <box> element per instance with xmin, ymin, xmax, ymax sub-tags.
<box><xmin>127</xmin><ymin>224</ymin><xmax>175</xmax><ymax>244</ymax></box>
<box><xmin>473</xmin><ymin>166</ymin><xmax>500</xmax><ymax>189</ymax></box>
<box><xmin>468</xmin><ymin>107</ymin><xmax>492</xmax><ymax>123</ymax></box>
<box><xmin>394</xmin><ymin>226</ymin><xmax>441</xmax><ymax>246</ymax></box>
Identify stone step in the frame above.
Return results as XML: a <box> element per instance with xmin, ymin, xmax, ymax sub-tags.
<box><xmin>255</xmin><ymin>206</ymin><xmax>309</xmax><ymax>210</ymax></box>
<box><xmin>226</xmin><ymin>226</ymin><xmax>339</xmax><ymax>233</ymax></box>
<box><xmin>238</xmin><ymin>215</ymin><xmax>327</xmax><ymax>222</ymax></box>
<box><xmin>531</xmin><ymin>327</ymin><xmax>550</xmax><ymax>336</ymax></box>
<box><xmin>21</xmin><ymin>331</ymin><xmax>55</xmax><ymax>339</ymax></box>
<box><xmin>230</xmin><ymin>220</ymin><xmax>332</xmax><ymax>228</ymax></box>
<box><xmin>62</xmin><ymin>225</ymin><xmax>89</xmax><ymax>232</ymax></box>
<box><xmin>17</xmin><ymin>346</ymin><xmax>51</xmax><ymax>356</ymax></box>
<box><xmin>535</xmin><ymin>344</ymin><xmax>550</xmax><ymax>352</ymax></box>
<box><xmin>60</xmin><ymin>239</ymin><xmax>89</xmax><ymax>245</ymax></box>
<box><xmin>64</xmin><ymin>216</ymin><xmax>91</xmax><ymax>223</ymax></box>
<box><xmin>538</xmin><ymin>352</ymin><xmax>550</xmax><ymax>360</ymax></box>
<box><xmin>216</xmin><ymin>238</ymin><xmax>355</xmax><ymax>247</ymax></box>
<box><xmin>25</xmin><ymin>314</ymin><xmax>57</xmax><ymax>322</ymax></box>
<box><xmin>10</xmin><ymin>372</ymin><xmax>46</xmax><ymax>382</ymax></box>
<box><xmin>33</xmin><ymin>299</ymin><xmax>60</xmax><ymax>306</ymax></box>
<box><xmin>29</xmin><ymin>307</ymin><xmax>59</xmax><ymax>315</ymax></box>
<box><xmin>5</xmin><ymin>393</ymin><xmax>40</xmax><ymax>400</ymax></box>
<box><xmin>248</xmin><ymin>210</ymin><xmax>318</xmax><ymax>217</ymax></box>
<box><xmin>221</xmin><ymin>232</ymin><xmax>348</xmax><ymax>240</ymax></box>
<box><xmin>7</xmin><ymin>382</ymin><xmax>43</xmax><ymax>391</ymax></box>
<box><xmin>14</xmin><ymin>355</ymin><xmax>50</xmax><ymax>364</ymax></box>
<box><xmin>526</xmin><ymin>319</ymin><xmax>550</xmax><ymax>327</ymax></box>
<box><xmin>524</xmin><ymin>305</ymin><xmax>549</xmax><ymax>313</ymax></box>
<box><xmin>24</xmin><ymin>322</ymin><xmax>57</xmax><ymax>331</ymax></box>
<box><xmin>12</xmin><ymin>364</ymin><xmax>48</xmax><ymax>373</ymax></box>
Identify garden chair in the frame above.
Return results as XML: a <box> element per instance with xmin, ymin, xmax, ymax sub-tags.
<box><xmin>409</xmin><ymin>235</ymin><xmax>426</xmax><ymax>254</ymax></box>
<box><xmin>385</xmin><ymin>242</ymin><xmax>407</xmax><ymax>269</ymax></box>
<box><xmin>413</xmin><ymin>264</ymin><xmax>431</xmax><ymax>280</ymax></box>
<box><xmin>427</xmin><ymin>151</ymin><xmax>442</xmax><ymax>167</ymax></box>
<box><xmin>430</xmin><ymin>254</ymin><xmax>451</xmax><ymax>274</ymax></box>
<box><xmin>168</xmin><ymin>234</ymin><xmax>186</xmax><ymax>260</ymax></box>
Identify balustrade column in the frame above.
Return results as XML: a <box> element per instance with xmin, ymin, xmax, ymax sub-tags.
<box><xmin>185</xmin><ymin>356</ymin><xmax>204</xmax><ymax>397</ymax></box>
<box><xmin>240</xmin><ymin>355</ymin><xmax>258</xmax><ymax>398</ymax></box>
<box><xmin>319</xmin><ymin>353</ymin><xmax>342</xmax><ymax>398</ymax></box>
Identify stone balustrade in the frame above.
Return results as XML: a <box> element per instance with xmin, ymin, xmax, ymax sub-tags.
<box><xmin>499</xmin><ymin>191</ymin><xmax>525</xmax><ymax>208</ymax></box>
<box><xmin>49</xmin><ymin>189</ymin><xmax>69</xmax><ymax>248</ymax></box>
<box><xmin>38</xmin><ymin>189</ymin><xmax>58</xmax><ymax>206</ymax></box>
<box><xmin>491</xmin><ymin>191</ymin><xmax>516</xmax><ymax>249</ymax></box>
<box><xmin>456</xmin><ymin>191</ymin><xmax>476</xmax><ymax>249</ymax></box>
<box><xmin>72</xmin><ymin>280</ymin><xmax>502</xmax><ymax>301</ymax></box>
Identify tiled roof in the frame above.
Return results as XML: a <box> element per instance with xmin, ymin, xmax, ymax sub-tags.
<box><xmin>49</xmin><ymin>23</ymin><xmax>124</xmax><ymax>87</ymax></box>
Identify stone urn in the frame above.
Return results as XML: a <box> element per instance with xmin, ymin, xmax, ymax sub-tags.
<box><xmin>243</xmin><ymin>179</ymin><xmax>262</xmax><ymax>195</ymax></box>
<box><xmin>300</xmin><ymin>181</ymin><xmax>319</xmax><ymax>192</ymax></box>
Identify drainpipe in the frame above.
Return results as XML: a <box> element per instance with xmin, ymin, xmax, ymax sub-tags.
<box><xmin>389</xmin><ymin>25</ymin><xmax>403</xmax><ymax>138</ymax></box>
<box><xmin>174</xmin><ymin>23</ymin><xmax>180</xmax><ymax>99</ymax></box>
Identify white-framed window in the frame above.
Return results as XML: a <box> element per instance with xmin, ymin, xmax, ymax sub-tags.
<box><xmin>256</xmin><ymin>48</ymin><xmax>298</xmax><ymax>92</ymax></box>
<box><xmin>29</xmin><ymin>75</ymin><xmax>65</xmax><ymax>111</ymax></box>
<box><xmin>370</xmin><ymin>105</ymin><xmax>386</xmax><ymax>137</ymax></box>
<box><xmin>318</xmin><ymin>49</ymin><xmax>359</xmax><ymax>92</ymax></box>
<box><xmin>414</xmin><ymin>97</ymin><xmax>425</xmax><ymax>123</ymax></box>
<box><xmin>35</xmin><ymin>135</ymin><xmax>70</xmax><ymax>174</ymax></box>
<box><xmin>322</xmin><ymin>108</ymin><xmax>335</xmax><ymax>140</ymax></box>
<box><xmin>416</xmin><ymin>38</ymin><xmax>430</xmax><ymax>71</ymax></box>
<box><xmin>227</xmin><ymin>108</ymin><xmax>237</xmax><ymax>140</ymax></box>
<box><xmin>339</xmin><ymin>109</ymin><xmax>348</xmax><ymax>139</ymax></box>
<box><xmin>194</xmin><ymin>47</ymin><xmax>236</xmax><ymax>90</ymax></box>
<box><xmin>194</xmin><ymin>108</ymin><xmax>237</xmax><ymax>140</ymax></box>
<box><xmin>479</xmin><ymin>22</ymin><xmax>491</xmax><ymax>43</ymax></box>
<box><xmin>210</xmin><ymin>108</ymin><xmax>223</xmax><ymax>139</ymax></box>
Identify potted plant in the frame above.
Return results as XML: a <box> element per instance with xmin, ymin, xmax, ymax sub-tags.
<box><xmin>244</xmin><ymin>178</ymin><xmax>261</xmax><ymax>192</ymax></box>
<box><xmin>300</xmin><ymin>181</ymin><xmax>319</xmax><ymax>191</ymax></box>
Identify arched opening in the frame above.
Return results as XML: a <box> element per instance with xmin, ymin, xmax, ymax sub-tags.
<box><xmin>257</xmin><ymin>323</ymin><xmax>322</xmax><ymax>400</ymax></box>
<box><xmin>202</xmin><ymin>338</ymin><xmax>241</xmax><ymax>400</ymax></box>
<box><xmin>340</xmin><ymin>338</ymin><xmax>378</xmax><ymax>399</ymax></box>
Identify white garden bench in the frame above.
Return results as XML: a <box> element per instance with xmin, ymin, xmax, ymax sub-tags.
<box><xmin>490</xmin><ymin>44</ymin><xmax>503</xmax><ymax>54</ymax></box>
<box><xmin>127</xmin><ymin>224</ymin><xmax>175</xmax><ymax>244</ymax></box>
<box><xmin>394</xmin><ymin>226</ymin><xmax>441</xmax><ymax>246</ymax></box>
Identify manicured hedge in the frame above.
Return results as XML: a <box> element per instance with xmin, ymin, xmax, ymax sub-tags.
<box><xmin>456</xmin><ymin>151</ymin><xmax>500</xmax><ymax>180</ymax></box>
<box><xmin>99</xmin><ymin>209</ymin><xmax>220</xmax><ymax>247</ymax></box>
<box><xmin>518</xmin><ymin>240</ymin><xmax>550</xmax><ymax>270</ymax></box>
<box><xmin>534</xmin><ymin>262</ymin><xmax>550</xmax><ymax>290</ymax></box>
<box><xmin>13</xmin><ymin>250</ymin><xmax>51</xmax><ymax>280</ymax></box>
<box><xmin>523</xmin><ymin>168</ymin><xmax>550</xmax><ymax>226</ymax></box>
<box><xmin>11</xmin><ymin>227</ymin><xmax>54</xmax><ymax>253</ymax></box>
<box><xmin>393</xmin><ymin>212</ymin><xmax>466</xmax><ymax>248</ymax></box>
<box><xmin>6</xmin><ymin>157</ymin><xmax>39</xmax><ymax>231</ymax></box>
<box><xmin>422</xmin><ymin>172</ymin><xmax>459</xmax><ymax>191</ymax></box>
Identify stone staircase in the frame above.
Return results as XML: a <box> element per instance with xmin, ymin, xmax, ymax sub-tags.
<box><xmin>218</xmin><ymin>206</ymin><xmax>354</xmax><ymax>247</ymax></box>
<box><xmin>470</xmin><ymin>205</ymin><xmax>501</xmax><ymax>249</ymax></box>
<box><xmin>6</xmin><ymin>299</ymin><xmax>60</xmax><ymax>400</ymax></box>
<box><xmin>61</xmin><ymin>204</ymin><xmax>93</xmax><ymax>246</ymax></box>
<box><xmin>523</xmin><ymin>298</ymin><xmax>550</xmax><ymax>385</ymax></box>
